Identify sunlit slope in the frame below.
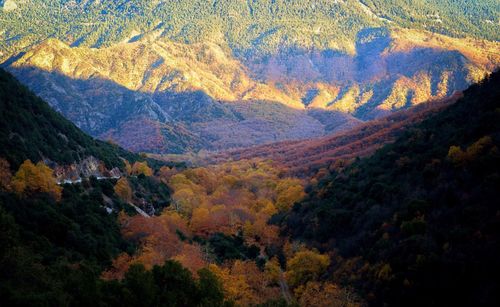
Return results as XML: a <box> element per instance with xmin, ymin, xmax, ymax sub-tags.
<box><xmin>1</xmin><ymin>0</ymin><xmax>498</xmax><ymax>62</ymax></box>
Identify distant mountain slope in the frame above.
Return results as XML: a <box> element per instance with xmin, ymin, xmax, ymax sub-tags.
<box><xmin>282</xmin><ymin>71</ymin><xmax>500</xmax><ymax>305</ymax></box>
<box><xmin>0</xmin><ymin>68</ymin><xmax>136</xmax><ymax>169</ymax></box>
<box><xmin>6</xmin><ymin>37</ymin><xmax>363</xmax><ymax>153</ymax></box>
<box><xmin>1</xmin><ymin>1</ymin><xmax>499</xmax><ymax>154</ymax></box>
<box><xmin>214</xmin><ymin>94</ymin><xmax>461</xmax><ymax>175</ymax></box>
<box><xmin>5</xmin><ymin>28</ymin><xmax>498</xmax><ymax>153</ymax></box>
<box><xmin>0</xmin><ymin>0</ymin><xmax>498</xmax><ymax>62</ymax></box>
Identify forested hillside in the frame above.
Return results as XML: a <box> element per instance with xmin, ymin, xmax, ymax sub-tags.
<box><xmin>282</xmin><ymin>70</ymin><xmax>500</xmax><ymax>306</ymax></box>
<box><xmin>1</xmin><ymin>2</ymin><xmax>499</xmax><ymax>306</ymax></box>
<box><xmin>215</xmin><ymin>93</ymin><xmax>459</xmax><ymax>175</ymax></box>
<box><xmin>0</xmin><ymin>68</ymin><xmax>137</xmax><ymax>169</ymax></box>
<box><xmin>0</xmin><ymin>66</ymin><xmax>230</xmax><ymax>306</ymax></box>
<box><xmin>0</xmin><ymin>0</ymin><xmax>498</xmax><ymax>61</ymax></box>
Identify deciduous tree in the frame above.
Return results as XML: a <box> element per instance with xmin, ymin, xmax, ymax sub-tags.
<box><xmin>286</xmin><ymin>250</ymin><xmax>330</xmax><ymax>288</ymax></box>
<box><xmin>114</xmin><ymin>177</ymin><xmax>132</xmax><ymax>203</ymax></box>
<box><xmin>11</xmin><ymin>160</ymin><xmax>62</xmax><ymax>201</ymax></box>
<box><xmin>132</xmin><ymin>161</ymin><xmax>153</xmax><ymax>177</ymax></box>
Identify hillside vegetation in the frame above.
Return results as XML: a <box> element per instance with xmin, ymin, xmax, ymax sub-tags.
<box><xmin>0</xmin><ymin>0</ymin><xmax>498</xmax><ymax>61</ymax></box>
<box><xmin>0</xmin><ymin>62</ymin><xmax>231</xmax><ymax>306</ymax></box>
<box><xmin>282</xmin><ymin>70</ymin><xmax>500</xmax><ymax>305</ymax></box>
<box><xmin>0</xmin><ymin>68</ymin><xmax>141</xmax><ymax>169</ymax></box>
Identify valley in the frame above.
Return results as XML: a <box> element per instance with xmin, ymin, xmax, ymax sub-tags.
<box><xmin>1</xmin><ymin>1</ymin><xmax>499</xmax><ymax>306</ymax></box>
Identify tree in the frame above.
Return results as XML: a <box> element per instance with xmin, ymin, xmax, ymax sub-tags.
<box><xmin>152</xmin><ymin>260</ymin><xmax>199</xmax><ymax>306</ymax></box>
<box><xmin>123</xmin><ymin>159</ymin><xmax>132</xmax><ymax>175</ymax></box>
<box><xmin>132</xmin><ymin>161</ymin><xmax>153</xmax><ymax>177</ymax></box>
<box><xmin>447</xmin><ymin>145</ymin><xmax>466</xmax><ymax>165</ymax></box>
<box><xmin>197</xmin><ymin>267</ymin><xmax>226</xmax><ymax>306</ymax></box>
<box><xmin>114</xmin><ymin>178</ymin><xmax>132</xmax><ymax>203</ymax></box>
<box><xmin>286</xmin><ymin>250</ymin><xmax>330</xmax><ymax>288</ymax></box>
<box><xmin>275</xmin><ymin>179</ymin><xmax>305</xmax><ymax>212</ymax></box>
<box><xmin>122</xmin><ymin>264</ymin><xmax>157</xmax><ymax>307</ymax></box>
<box><xmin>190</xmin><ymin>207</ymin><xmax>211</xmax><ymax>234</ymax></box>
<box><xmin>11</xmin><ymin>160</ymin><xmax>62</xmax><ymax>201</ymax></box>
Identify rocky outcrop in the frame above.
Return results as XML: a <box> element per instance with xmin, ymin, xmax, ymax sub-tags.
<box><xmin>51</xmin><ymin>156</ymin><xmax>122</xmax><ymax>183</ymax></box>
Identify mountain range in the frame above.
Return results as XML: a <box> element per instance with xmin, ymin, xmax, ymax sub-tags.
<box><xmin>1</xmin><ymin>1</ymin><xmax>499</xmax><ymax>153</ymax></box>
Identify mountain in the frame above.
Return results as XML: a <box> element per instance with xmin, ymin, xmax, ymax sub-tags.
<box><xmin>0</xmin><ymin>67</ymin><xmax>138</xmax><ymax>170</ymax></box>
<box><xmin>1</xmin><ymin>1</ymin><xmax>499</xmax><ymax>153</ymax></box>
<box><xmin>0</xmin><ymin>67</ymin><xmax>229</xmax><ymax>306</ymax></box>
<box><xmin>0</xmin><ymin>1</ymin><xmax>498</xmax><ymax>59</ymax></box>
<box><xmin>281</xmin><ymin>70</ymin><xmax>500</xmax><ymax>306</ymax></box>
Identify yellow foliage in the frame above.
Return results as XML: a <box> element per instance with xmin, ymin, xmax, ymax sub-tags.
<box><xmin>377</xmin><ymin>263</ymin><xmax>393</xmax><ymax>281</ymax></box>
<box><xmin>114</xmin><ymin>178</ymin><xmax>132</xmax><ymax>202</ymax></box>
<box><xmin>11</xmin><ymin>160</ymin><xmax>62</xmax><ymax>201</ymax></box>
<box><xmin>264</xmin><ymin>257</ymin><xmax>281</xmax><ymax>285</ymax></box>
<box><xmin>465</xmin><ymin>136</ymin><xmax>493</xmax><ymax>159</ymax></box>
<box><xmin>447</xmin><ymin>145</ymin><xmax>466</xmax><ymax>165</ymax></box>
<box><xmin>122</xmin><ymin>159</ymin><xmax>132</xmax><ymax>175</ymax></box>
<box><xmin>286</xmin><ymin>250</ymin><xmax>330</xmax><ymax>288</ymax></box>
<box><xmin>276</xmin><ymin>179</ymin><xmax>305</xmax><ymax>212</ymax></box>
<box><xmin>448</xmin><ymin>136</ymin><xmax>494</xmax><ymax>166</ymax></box>
<box><xmin>208</xmin><ymin>264</ymin><xmax>255</xmax><ymax>305</ymax></box>
<box><xmin>209</xmin><ymin>260</ymin><xmax>279</xmax><ymax>306</ymax></box>
<box><xmin>131</xmin><ymin>161</ymin><xmax>153</xmax><ymax>176</ymax></box>
<box><xmin>172</xmin><ymin>188</ymin><xmax>198</xmax><ymax>216</ymax></box>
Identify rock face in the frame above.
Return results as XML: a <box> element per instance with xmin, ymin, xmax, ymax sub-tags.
<box><xmin>52</xmin><ymin>156</ymin><xmax>122</xmax><ymax>182</ymax></box>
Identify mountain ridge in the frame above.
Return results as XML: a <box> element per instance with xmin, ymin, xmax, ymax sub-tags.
<box><xmin>6</xmin><ymin>27</ymin><xmax>499</xmax><ymax>153</ymax></box>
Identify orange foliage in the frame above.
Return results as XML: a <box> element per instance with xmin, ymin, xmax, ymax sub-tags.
<box><xmin>11</xmin><ymin>160</ymin><xmax>62</xmax><ymax>201</ymax></box>
<box><xmin>209</xmin><ymin>260</ymin><xmax>280</xmax><ymax>306</ymax></box>
<box><xmin>172</xmin><ymin>243</ymin><xmax>208</xmax><ymax>276</ymax></box>
<box><xmin>114</xmin><ymin>177</ymin><xmax>132</xmax><ymax>202</ymax></box>
<box><xmin>106</xmin><ymin>158</ymin><xmax>307</xmax><ymax>303</ymax></box>
<box><xmin>164</xmin><ymin>159</ymin><xmax>304</xmax><ymax>246</ymax></box>
<box><xmin>132</xmin><ymin>161</ymin><xmax>153</xmax><ymax>176</ymax></box>
<box><xmin>105</xmin><ymin>211</ymin><xmax>191</xmax><ymax>278</ymax></box>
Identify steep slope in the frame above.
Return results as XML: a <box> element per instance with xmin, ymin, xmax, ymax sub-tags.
<box><xmin>0</xmin><ymin>67</ymin><xmax>138</xmax><ymax>170</ymax></box>
<box><xmin>0</xmin><ymin>69</ymin><xmax>228</xmax><ymax>307</ymax></box>
<box><xmin>6</xmin><ymin>37</ymin><xmax>361</xmax><ymax>153</ymax></box>
<box><xmin>282</xmin><ymin>71</ymin><xmax>500</xmax><ymax>305</ymax></box>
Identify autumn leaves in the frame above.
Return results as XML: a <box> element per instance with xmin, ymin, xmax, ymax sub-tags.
<box><xmin>1</xmin><ymin>159</ymin><xmax>62</xmax><ymax>201</ymax></box>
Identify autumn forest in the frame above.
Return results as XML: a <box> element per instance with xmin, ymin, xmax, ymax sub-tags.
<box><xmin>1</xmin><ymin>1</ymin><xmax>500</xmax><ymax>306</ymax></box>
